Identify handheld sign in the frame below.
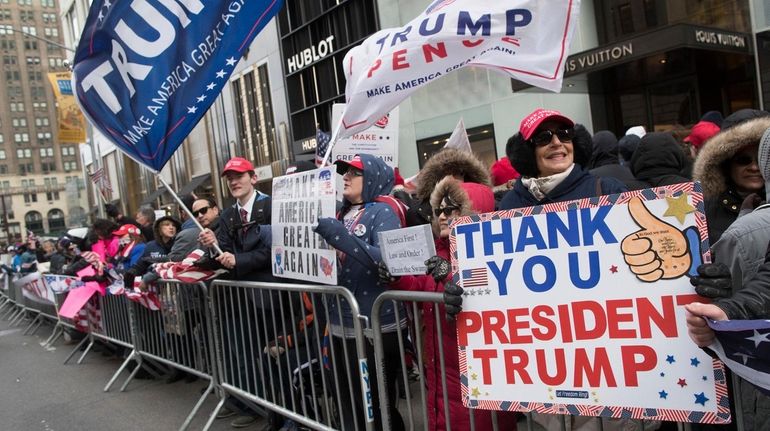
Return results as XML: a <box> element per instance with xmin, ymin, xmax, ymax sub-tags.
<box><xmin>271</xmin><ymin>167</ymin><xmax>338</xmax><ymax>285</ymax></box>
<box><xmin>450</xmin><ymin>183</ymin><xmax>729</xmax><ymax>424</ymax></box>
<box><xmin>378</xmin><ymin>224</ymin><xmax>436</xmax><ymax>276</ymax></box>
<box><xmin>332</xmin><ymin>104</ymin><xmax>399</xmax><ymax>169</ymax></box>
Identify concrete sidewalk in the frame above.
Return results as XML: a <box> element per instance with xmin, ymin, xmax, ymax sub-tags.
<box><xmin>0</xmin><ymin>317</ymin><xmax>263</xmax><ymax>431</ymax></box>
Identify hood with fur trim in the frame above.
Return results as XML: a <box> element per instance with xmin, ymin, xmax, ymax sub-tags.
<box><xmin>416</xmin><ymin>148</ymin><xmax>490</xmax><ymax>201</ymax></box>
<box><xmin>693</xmin><ymin>116</ymin><xmax>770</xmax><ymax>198</ymax></box>
<box><xmin>429</xmin><ymin>177</ymin><xmax>494</xmax><ymax>236</ymax></box>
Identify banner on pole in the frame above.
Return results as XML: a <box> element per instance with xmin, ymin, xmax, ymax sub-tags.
<box><xmin>47</xmin><ymin>72</ymin><xmax>87</xmax><ymax>144</ymax></box>
<box><xmin>450</xmin><ymin>183</ymin><xmax>730</xmax><ymax>424</ymax></box>
<box><xmin>72</xmin><ymin>0</ymin><xmax>284</xmax><ymax>172</ymax></box>
<box><xmin>271</xmin><ymin>167</ymin><xmax>338</xmax><ymax>285</ymax></box>
<box><xmin>336</xmin><ymin>0</ymin><xmax>581</xmax><ymax>139</ymax></box>
<box><xmin>332</xmin><ymin>103</ymin><xmax>399</xmax><ymax>169</ymax></box>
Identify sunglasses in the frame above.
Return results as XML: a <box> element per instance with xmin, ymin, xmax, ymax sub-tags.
<box><xmin>343</xmin><ymin>168</ymin><xmax>364</xmax><ymax>177</ymax></box>
<box><xmin>733</xmin><ymin>153</ymin><xmax>758</xmax><ymax>167</ymax></box>
<box><xmin>193</xmin><ymin>206</ymin><xmax>211</xmax><ymax>217</ymax></box>
<box><xmin>434</xmin><ymin>206</ymin><xmax>460</xmax><ymax>217</ymax></box>
<box><xmin>530</xmin><ymin>128</ymin><xmax>575</xmax><ymax>147</ymax></box>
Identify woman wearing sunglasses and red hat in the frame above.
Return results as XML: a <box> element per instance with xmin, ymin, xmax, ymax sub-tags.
<box><xmin>499</xmin><ymin>108</ymin><xmax>627</xmax><ymax>210</ymax></box>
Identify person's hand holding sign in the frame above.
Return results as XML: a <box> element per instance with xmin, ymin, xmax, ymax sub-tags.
<box><xmin>621</xmin><ymin>196</ymin><xmax>695</xmax><ymax>282</ymax></box>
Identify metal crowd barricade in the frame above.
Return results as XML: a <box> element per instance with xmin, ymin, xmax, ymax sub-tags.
<box><xmin>43</xmin><ymin>283</ymin><xmax>79</xmax><ymax>349</ymax></box>
<box><xmin>0</xmin><ymin>272</ymin><xmax>11</xmax><ymax>314</ymax></box>
<box><xmin>205</xmin><ymin>280</ymin><xmax>375</xmax><ymax>431</ymax></box>
<box><xmin>16</xmin><ymin>273</ymin><xmax>60</xmax><ymax>336</ymax></box>
<box><xmin>4</xmin><ymin>274</ymin><xmax>27</xmax><ymax>325</ymax></box>
<box><xmin>371</xmin><ymin>291</ymin><xmax>699</xmax><ymax>431</ymax></box>
<box><xmin>122</xmin><ymin>280</ymin><xmax>215</xmax><ymax>431</ymax></box>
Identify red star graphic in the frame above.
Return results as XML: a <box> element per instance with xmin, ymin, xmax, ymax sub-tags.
<box><xmin>677</xmin><ymin>378</ymin><xmax>687</xmax><ymax>387</ymax></box>
<box><xmin>609</xmin><ymin>265</ymin><xmax>618</xmax><ymax>274</ymax></box>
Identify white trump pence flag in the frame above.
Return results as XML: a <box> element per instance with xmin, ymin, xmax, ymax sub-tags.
<box><xmin>335</xmin><ymin>0</ymin><xmax>581</xmax><ymax>139</ymax></box>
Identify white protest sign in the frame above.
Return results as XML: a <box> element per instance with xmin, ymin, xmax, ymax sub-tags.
<box><xmin>332</xmin><ymin>103</ymin><xmax>399</xmax><ymax>169</ymax></box>
<box><xmin>16</xmin><ymin>272</ymin><xmax>54</xmax><ymax>305</ymax></box>
<box><xmin>450</xmin><ymin>183</ymin><xmax>729</xmax><ymax>424</ymax></box>
<box><xmin>271</xmin><ymin>167</ymin><xmax>338</xmax><ymax>285</ymax></box>
<box><xmin>378</xmin><ymin>224</ymin><xmax>436</xmax><ymax>276</ymax></box>
<box><xmin>335</xmin><ymin>0</ymin><xmax>581</xmax><ymax>139</ymax></box>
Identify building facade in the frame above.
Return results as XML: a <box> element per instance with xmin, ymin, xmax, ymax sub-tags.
<box><xmin>0</xmin><ymin>0</ymin><xmax>88</xmax><ymax>242</ymax></box>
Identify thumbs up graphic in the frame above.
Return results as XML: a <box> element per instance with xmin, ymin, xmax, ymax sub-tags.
<box><xmin>621</xmin><ymin>197</ymin><xmax>693</xmax><ymax>282</ymax></box>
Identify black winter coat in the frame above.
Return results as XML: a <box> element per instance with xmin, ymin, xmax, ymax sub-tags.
<box><xmin>630</xmin><ymin>132</ymin><xmax>691</xmax><ymax>188</ymax></box>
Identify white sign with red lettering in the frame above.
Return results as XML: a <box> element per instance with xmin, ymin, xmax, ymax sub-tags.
<box><xmin>450</xmin><ymin>183</ymin><xmax>729</xmax><ymax>424</ymax></box>
<box><xmin>335</xmin><ymin>0</ymin><xmax>581</xmax><ymax>140</ymax></box>
<box><xmin>332</xmin><ymin>103</ymin><xmax>399</xmax><ymax>169</ymax></box>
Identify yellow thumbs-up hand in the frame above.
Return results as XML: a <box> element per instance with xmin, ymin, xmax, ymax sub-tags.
<box><xmin>621</xmin><ymin>197</ymin><xmax>691</xmax><ymax>282</ymax></box>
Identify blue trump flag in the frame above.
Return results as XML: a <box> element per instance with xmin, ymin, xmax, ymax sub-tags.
<box><xmin>72</xmin><ymin>0</ymin><xmax>284</xmax><ymax>172</ymax></box>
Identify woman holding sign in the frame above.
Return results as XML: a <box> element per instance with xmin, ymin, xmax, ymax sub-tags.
<box><xmin>499</xmin><ymin>109</ymin><xmax>627</xmax><ymax>210</ymax></box>
<box><xmin>313</xmin><ymin>153</ymin><xmax>406</xmax><ymax>431</ymax></box>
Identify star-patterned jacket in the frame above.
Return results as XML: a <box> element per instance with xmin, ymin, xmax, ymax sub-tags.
<box><xmin>314</xmin><ymin>154</ymin><xmax>404</xmax><ymax>334</ymax></box>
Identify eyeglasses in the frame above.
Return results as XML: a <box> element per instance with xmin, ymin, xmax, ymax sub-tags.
<box><xmin>343</xmin><ymin>168</ymin><xmax>364</xmax><ymax>177</ymax></box>
<box><xmin>193</xmin><ymin>206</ymin><xmax>211</xmax><ymax>217</ymax></box>
<box><xmin>733</xmin><ymin>153</ymin><xmax>758</xmax><ymax>167</ymax></box>
<box><xmin>530</xmin><ymin>128</ymin><xmax>575</xmax><ymax>147</ymax></box>
<box><xmin>434</xmin><ymin>206</ymin><xmax>460</xmax><ymax>217</ymax></box>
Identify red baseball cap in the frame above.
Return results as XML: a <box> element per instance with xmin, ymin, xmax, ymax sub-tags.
<box><xmin>113</xmin><ymin>224</ymin><xmax>141</xmax><ymax>237</ymax></box>
<box><xmin>684</xmin><ymin>121</ymin><xmax>721</xmax><ymax>149</ymax></box>
<box><xmin>519</xmin><ymin>108</ymin><xmax>575</xmax><ymax>140</ymax></box>
<box><xmin>221</xmin><ymin>157</ymin><xmax>255</xmax><ymax>176</ymax></box>
<box><xmin>334</xmin><ymin>155</ymin><xmax>365</xmax><ymax>175</ymax></box>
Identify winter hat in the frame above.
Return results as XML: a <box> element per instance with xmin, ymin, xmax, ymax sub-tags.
<box><xmin>759</xmin><ymin>127</ymin><xmax>770</xmax><ymax>202</ymax></box>
<box><xmin>490</xmin><ymin>157</ymin><xmax>519</xmax><ymax>186</ymax></box>
<box><xmin>722</xmin><ymin>109</ymin><xmax>770</xmax><ymax>131</ymax></box>
<box><xmin>625</xmin><ymin>126</ymin><xmax>646</xmax><ymax>138</ymax></box>
<box><xmin>700</xmin><ymin>111</ymin><xmax>723</xmax><ymax>127</ymax></box>
<box><xmin>684</xmin><ymin>121</ymin><xmax>721</xmax><ymax>149</ymax></box>
<box><xmin>618</xmin><ymin>134</ymin><xmax>641</xmax><ymax>164</ymax></box>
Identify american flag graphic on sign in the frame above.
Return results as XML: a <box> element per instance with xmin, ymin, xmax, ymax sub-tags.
<box><xmin>461</xmin><ymin>267</ymin><xmax>488</xmax><ymax>288</ymax></box>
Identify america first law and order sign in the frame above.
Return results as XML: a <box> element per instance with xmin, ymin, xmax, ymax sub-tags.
<box><xmin>450</xmin><ymin>183</ymin><xmax>730</xmax><ymax>424</ymax></box>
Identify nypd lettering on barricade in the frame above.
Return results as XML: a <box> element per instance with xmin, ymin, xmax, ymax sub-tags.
<box><xmin>334</xmin><ymin>0</ymin><xmax>582</xmax><ymax>140</ymax></box>
<box><xmin>72</xmin><ymin>0</ymin><xmax>284</xmax><ymax>172</ymax></box>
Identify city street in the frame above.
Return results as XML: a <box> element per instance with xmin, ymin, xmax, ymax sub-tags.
<box><xmin>0</xmin><ymin>317</ymin><xmax>242</xmax><ymax>431</ymax></box>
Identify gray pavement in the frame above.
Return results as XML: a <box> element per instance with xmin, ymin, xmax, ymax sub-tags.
<box><xmin>0</xmin><ymin>317</ymin><xmax>265</xmax><ymax>431</ymax></box>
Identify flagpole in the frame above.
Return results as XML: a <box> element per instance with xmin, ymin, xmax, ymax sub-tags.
<box><xmin>156</xmin><ymin>175</ymin><xmax>223</xmax><ymax>255</ymax></box>
<box><xmin>320</xmin><ymin>120</ymin><xmax>342</xmax><ymax>167</ymax></box>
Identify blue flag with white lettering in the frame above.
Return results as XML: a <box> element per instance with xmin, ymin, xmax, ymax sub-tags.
<box><xmin>72</xmin><ymin>0</ymin><xmax>284</xmax><ymax>172</ymax></box>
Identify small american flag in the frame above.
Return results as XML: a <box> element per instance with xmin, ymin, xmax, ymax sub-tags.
<box><xmin>315</xmin><ymin>128</ymin><xmax>332</xmax><ymax>167</ymax></box>
<box><xmin>89</xmin><ymin>167</ymin><xmax>113</xmax><ymax>198</ymax></box>
<box><xmin>461</xmin><ymin>267</ymin><xmax>488</xmax><ymax>288</ymax></box>
<box><xmin>709</xmin><ymin>318</ymin><xmax>770</xmax><ymax>395</ymax></box>
<box><xmin>154</xmin><ymin>249</ymin><xmax>227</xmax><ymax>283</ymax></box>
<box><xmin>125</xmin><ymin>281</ymin><xmax>161</xmax><ymax>311</ymax></box>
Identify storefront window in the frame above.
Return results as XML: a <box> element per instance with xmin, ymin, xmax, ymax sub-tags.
<box><xmin>416</xmin><ymin>125</ymin><xmax>497</xmax><ymax>169</ymax></box>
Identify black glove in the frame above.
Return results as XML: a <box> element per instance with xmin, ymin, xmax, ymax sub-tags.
<box><xmin>425</xmin><ymin>255</ymin><xmax>451</xmax><ymax>283</ymax></box>
<box><xmin>690</xmin><ymin>263</ymin><xmax>732</xmax><ymax>298</ymax></box>
<box><xmin>443</xmin><ymin>281</ymin><xmax>464</xmax><ymax>320</ymax></box>
<box><xmin>378</xmin><ymin>261</ymin><xmax>396</xmax><ymax>284</ymax></box>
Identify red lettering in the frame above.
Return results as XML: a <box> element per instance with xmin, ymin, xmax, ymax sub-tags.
<box><xmin>462</xmin><ymin>39</ymin><xmax>484</xmax><ymax>47</ymax></box>
<box><xmin>676</xmin><ymin>293</ymin><xmax>706</xmax><ymax>306</ymax></box>
<box><xmin>620</xmin><ymin>345</ymin><xmax>657</xmax><ymax>386</ymax></box>
<box><xmin>366</xmin><ymin>59</ymin><xmax>382</xmax><ymax>78</ymax></box>
<box><xmin>535</xmin><ymin>348</ymin><xmax>566</xmax><ymax>386</ymax></box>
<box><xmin>574</xmin><ymin>347</ymin><xmax>616</xmax><ymax>387</ymax></box>
<box><xmin>572</xmin><ymin>300</ymin><xmax>607</xmax><ymax>340</ymax></box>
<box><xmin>482</xmin><ymin>310</ymin><xmax>509</xmax><ymax>344</ymax></box>
<box><xmin>506</xmin><ymin>308</ymin><xmax>532</xmax><ymax>344</ymax></box>
<box><xmin>456</xmin><ymin>311</ymin><xmax>481</xmax><ymax>346</ymax></box>
<box><xmin>637</xmin><ymin>296</ymin><xmax>677</xmax><ymax>338</ymax></box>
<box><xmin>606</xmin><ymin>299</ymin><xmax>636</xmax><ymax>338</ymax></box>
<box><xmin>531</xmin><ymin>305</ymin><xmax>556</xmax><ymax>341</ymax></box>
<box><xmin>503</xmin><ymin>349</ymin><xmax>532</xmax><ymax>384</ymax></box>
<box><xmin>557</xmin><ymin>304</ymin><xmax>573</xmax><ymax>342</ymax></box>
<box><xmin>473</xmin><ymin>349</ymin><xmax>498</xmax><ymax>385</ymax></box>
<box><xmin>422</xmin><ymin>42</ymin><xmax>448</xmax><ymax>63</ymax></box>
<box><xmin>392</xmin><ymin>49</ymin><xmax>409</xmax><ymax>70</ymax></box>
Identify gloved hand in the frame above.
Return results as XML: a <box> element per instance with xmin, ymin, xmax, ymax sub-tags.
<box><xmin>425</xmin><ymin>255</ymin><xmax>451</xmax><ymax>282</ymax></box>
<box><xmin>443</xmin><ymin>281</ymin><xmax>464</xmax><ymax>320</ymax></box>
<box><xmin>314</xmin><ymin>218</ymin><xmax>347</xmax><ymax>242</ymax></box>
<box><xmin>690</xmin><ymin>263</ymin><xmax>732</xmax><ymax>298</ymax></box>
<box><xmin>264</xmin><ymin>338</ymin><xmax>286</xmax><ymax>359</ymax></box>
<box><xmin>378</xmin><ymin>261</ymin><xmax>397</xmax><ymax>284</ymax></box>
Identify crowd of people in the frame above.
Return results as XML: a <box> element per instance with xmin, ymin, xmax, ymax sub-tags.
<box><xmin>5</xmin><ymin>106</ymin><xmax>770</xmax><ymax>431</ymax></box>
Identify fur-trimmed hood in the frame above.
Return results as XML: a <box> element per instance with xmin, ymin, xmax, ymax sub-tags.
<box><xmin>429</xmin><ymin>177</ymin><xmax>494</xmax><ymax>236</ymax></box>
<box><xmin>693</xmin><ymin>116</ymin><xmax>770</xmax><ymax>198</ymax></box>
<box><xmin>506</xmin><ymin>123</ymin><xmax>593</xmax><ymax>178</ymax></box>
<box><xmin>416</xmin><ymin>148</ymin><xmax>490</xmax><ymax>201</ymax></box>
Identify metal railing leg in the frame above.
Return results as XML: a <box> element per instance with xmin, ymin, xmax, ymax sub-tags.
<box><xmin>104</xmin><ymin>349</ymin><xmax>137</xmax><ymax>392</ymax></box>
<box><xmin>63</xmin><ymin>335</ymin><xmax>89</xmax><ymax>364</ymax></box>
<box><xmin>179</xmin><ymin>379</ymin><xmax>215</xmax><ymax>431</ymax></box>
<box><xmin>76</xmin><ymin>336</ymin><xmax>95</xmax><ymax>364</ymax></box>
<box><xmin>201</xmin><ymin>397</ymin><xmax>227</xmax><ymax>431</ymax></box>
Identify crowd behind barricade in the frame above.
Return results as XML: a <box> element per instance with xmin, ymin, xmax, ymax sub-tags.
<box><xmin>4</xmin><ymin>106</ymin><xmax>770</xmax><ymax>431</ymax></box>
